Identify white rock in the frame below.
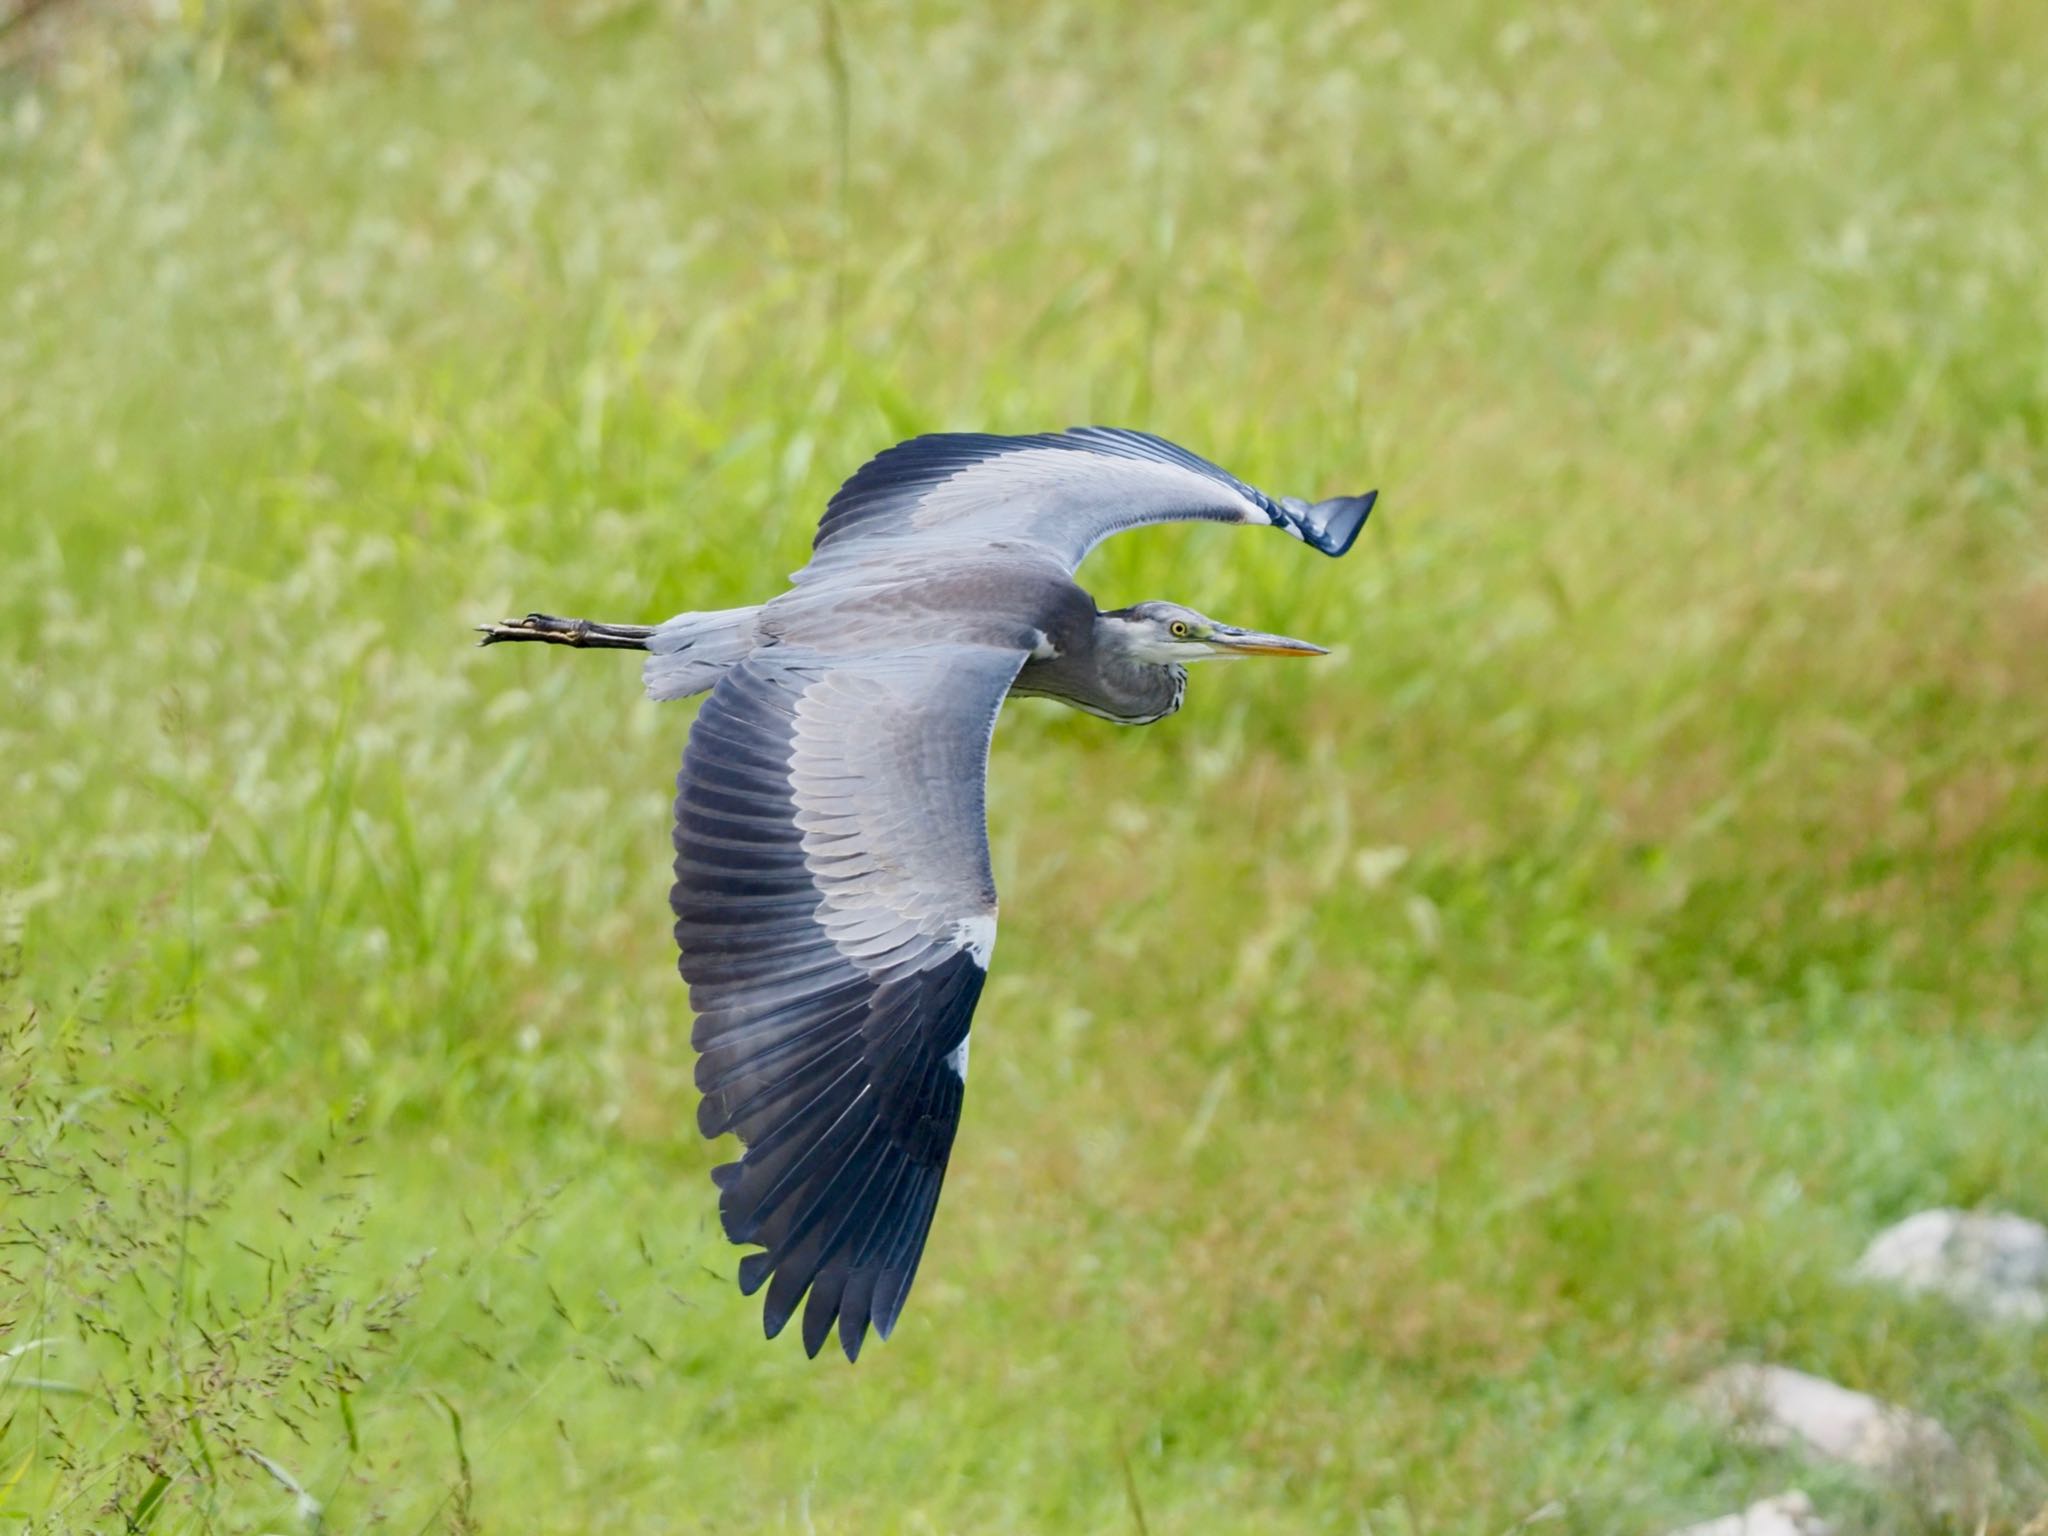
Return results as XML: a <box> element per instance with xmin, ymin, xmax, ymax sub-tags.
<box><xmin>1667</xmin><ymin>1490</ymin><xmax>1834</xmax><ymax>1536</ymax></box>
<box><xmin>1853</xmin><ymin>1208</ymin><xmax>2048</xmax><ymax>1323</ymax></box>
<box><xmin>1699</xmin><ymin>1365</ymin><xmax>1955</xmax><ymax>1473</ymax></box>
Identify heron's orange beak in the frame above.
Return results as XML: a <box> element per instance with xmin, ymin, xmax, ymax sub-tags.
<box><xmin>1205</xmin><ymin>626</ymin><xmax>1329</xmax><ymax>658</ymax></box>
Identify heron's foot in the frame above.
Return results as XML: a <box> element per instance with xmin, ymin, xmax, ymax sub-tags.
<box><xmin>478</xmin><ymin>612</ymin><xmax>578</xmax><ymax>645</ymax></box>
<box><xmin>476</xmin><ymin>613</ymin><xmax>656</xmax><ymax>650</ymax></box>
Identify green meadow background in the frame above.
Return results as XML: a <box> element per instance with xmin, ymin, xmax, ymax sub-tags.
<box><xmin>3</xmin><ymin>2</ymin><xmax>2044</xmax><ymax>1531</ymax></box>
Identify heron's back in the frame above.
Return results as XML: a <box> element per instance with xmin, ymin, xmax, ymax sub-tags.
<box><xmin>760</xmin><ymin>549</ymin><xmax>1085</xmax><ymax>657</ymax></box>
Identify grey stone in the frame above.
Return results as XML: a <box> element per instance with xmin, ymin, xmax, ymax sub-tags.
<box><xmin>1666</xmin><ymin>1490</ymin><xmax>1834</xmax><ymax>1536</ymax></box>
<box><xmin>1699</xmin><ymin>1365</ymin><xmax>1955</xmax><ymax>1474</ymax></box>
<box><xmin>1853</xmin><ymin>1208</ymin><xmax>2048</xmax><ymax>1323</ymax></box>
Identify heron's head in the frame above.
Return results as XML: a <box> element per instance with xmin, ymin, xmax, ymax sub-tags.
<box><xmin>1100</xmin><ymin>601</ymin><xmax>1329</xmax><ymax>665</ymax></box>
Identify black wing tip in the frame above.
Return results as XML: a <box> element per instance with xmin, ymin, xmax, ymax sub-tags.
<box><xmin>739</xmin><ymin>1253</ymin><xmax>880</xmax><ymax>1361</ymax></box>
<box><xmin>1061</xmin><ymin>429</ymin><xmax>1379</xmax><ymax>556</ymax></box>
<box><xmin>1277</xmin><ymin>489</ymin><xmax>1376</xmax><ymax>556</ymax></box>
<box><xmin>737</xmin><ymin>1249</ymin><xmax>773</xmax><ymax>1295</ymax></box>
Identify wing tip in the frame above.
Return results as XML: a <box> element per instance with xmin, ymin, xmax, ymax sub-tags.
<box><xmin>746</xmin><ymin>1259</ymin><xmax>883</xmax><ymax>1362</ymax></box>
<box><xmin>1279</xmin><ymin>489</ymin><xmax>1376</xmax><ymax>556</ymax></box>
<box><xmin>737</xmin><ymin>1249</ymin><xmax>773</xmax><ymax>1296</ymax></box>
<box><xmin>740</xmin><ymin>1256</ymin><xmax>912</xmax><ymax>1361</ymax></box>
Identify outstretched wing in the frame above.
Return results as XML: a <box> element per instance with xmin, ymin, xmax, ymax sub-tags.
<box><xmin>800</xmin><ymin>426</ymin><xmax>1376</xmax><ymax>576</ymax></box>
<box><xmin>672</xmin><ymin>642</ymin><xmax>1026</xmax><ymax>1360</ymax></box>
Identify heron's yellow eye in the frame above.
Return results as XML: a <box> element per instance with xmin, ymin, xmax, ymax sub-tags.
<box><xmin>1170</xmin><ymin>621</ymin><xmax>1190</xmax><ymax>638</ymax></box>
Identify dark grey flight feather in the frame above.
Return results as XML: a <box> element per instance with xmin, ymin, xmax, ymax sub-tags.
<box><xmin>673</xmin><ymin>645</ymin><xmax>1021</xmax><ymax>1359</ymax></box>
<box><xmin>489</xmin><ymin>427</ymin><xmax>1376</xmax><ymax>1360</ymax></box>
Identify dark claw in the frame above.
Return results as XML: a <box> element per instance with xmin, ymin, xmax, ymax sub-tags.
<box><xmin>476</xmin><ymin>618</ymin><xmax>542</xmax><ymax>646</ymax></box>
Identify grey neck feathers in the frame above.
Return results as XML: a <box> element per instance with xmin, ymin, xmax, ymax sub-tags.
<box><xmin>1009</xmin><ymin>613</ymin><xmax>1187</xmax><ymax>726</ymax></box>
<box><xmin>1086</xmin><ymin>648</ymin><xmax>1186</xmax><ymax>725</ymax></box>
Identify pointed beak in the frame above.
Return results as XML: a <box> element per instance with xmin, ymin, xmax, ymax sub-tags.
<box><xmin>1205</xmin><ymin>626</ymin><xmax>1329</xmax><ymax>658</ymax></box>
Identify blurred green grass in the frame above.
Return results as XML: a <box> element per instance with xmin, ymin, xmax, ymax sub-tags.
<box><xmin>2</xmin><ymin>1</ymin><xmax>2045</xmax><ymax>1531</ymax></box>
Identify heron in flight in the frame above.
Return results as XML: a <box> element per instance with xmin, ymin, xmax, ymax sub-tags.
<box><xmin>482</xmin><ymin>428</ymin><xmax>1375</xmax><ymax>1360</ymax></box>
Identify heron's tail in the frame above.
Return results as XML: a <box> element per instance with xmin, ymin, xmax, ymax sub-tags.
<box><xmin>642</xmin><ymin>605</ymin><xmax>764</xmax><ymax>701</ymax></box>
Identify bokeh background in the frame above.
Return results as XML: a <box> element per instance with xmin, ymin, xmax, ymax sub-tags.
<box><xmin>3</xmin><ymin>2</ymin><xmax>2044</xmax><ymax>1531</ymax></box>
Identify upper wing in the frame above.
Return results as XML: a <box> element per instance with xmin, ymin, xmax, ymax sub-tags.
<box><xmin>800</xmin><ymin>427</ymin><xmax>1376</xmax><ymax>576</ymax></box>
<box><xmin>672</xmin><ymin>642</ymin><xmax>1026</xmax><ymax>1360</ymax></box>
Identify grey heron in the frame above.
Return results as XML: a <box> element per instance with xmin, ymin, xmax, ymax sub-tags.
<box><xmin>482</xmin><ymin>427</ymin><xmax>1375</xmax><ymax>1360</ymax></box>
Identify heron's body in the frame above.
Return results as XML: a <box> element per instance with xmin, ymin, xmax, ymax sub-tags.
<box><xmin>482</xmin><ymin>427</ymin><xmax>1375</xmax><ymax>1360</ymax></box>
<box><xmin>649</xmin><ymin>557</ymin><xmax>1187</xmax><ymax>725</ymax></box>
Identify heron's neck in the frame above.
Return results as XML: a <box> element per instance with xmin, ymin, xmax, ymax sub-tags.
<box><xmin>1082</xmin><ymin>616</ymin><xmax>1187</xmax><ymax>725</ymax></box>
<box><xmin>1008</xmin><ymin>613</ymin><xmax>1186</xmax><ymax>726</ymax></box>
